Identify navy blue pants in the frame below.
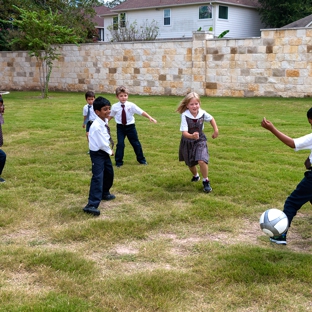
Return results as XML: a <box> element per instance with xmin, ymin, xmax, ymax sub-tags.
<box><xmin>115</xmin><ymin>124</ymin><xmax>146</xmax><ymax>166</ymax></box>
<box><xmin>88</xmin><ymin>150</ymin><xmax>114</xmax><ymax>208</ymax></box>
<box><xmin>284</xmin><ymin>170</ymin><xmax>312</xmax><ymax>227</ymax></box>
<box><xmin>0</xmin><ymin>149</ymin><xmax>6</xmax><ymax>175</ymax></box>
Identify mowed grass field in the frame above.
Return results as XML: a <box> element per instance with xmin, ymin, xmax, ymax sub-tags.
<box><xmin>0</xmin><ymin>91</ymin><xmax>312</xmax><ymax>311</ymax></box>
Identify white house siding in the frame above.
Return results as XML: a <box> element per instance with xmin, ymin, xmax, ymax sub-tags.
<box><xmin>215</xmin><ymin>5</ymin><xmax>265</xmax><ymax>38</ymax></box>
<box><xmin>103</xmin><ymin>4</ymin><xmax>264</xmax><ymax>42</ymax></box>
<box><xmin>104</xmin><ymin>5</ymin><xmax>214</xmax><ymax>42</ymax></box>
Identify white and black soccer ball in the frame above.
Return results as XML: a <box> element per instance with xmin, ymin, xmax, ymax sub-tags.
<box><xmin>259</xmin><ymin>208</ymin><xmax>289</xmax><ymax>237</ymax></box>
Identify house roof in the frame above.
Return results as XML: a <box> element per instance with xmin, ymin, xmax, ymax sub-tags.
<box><xmin>93</xmin><ymin>6</ymin><xmax>111</xmax><ymax>26</ymax></box>
<box><xmin>281</xmin><ymin>14</ymin><xmax>312</xmax><ymax>28</ymax></box>
<box><xmin>100</xmin><ymin>0</ymin><xmax>260</xmax><ymax>15</ymax></box>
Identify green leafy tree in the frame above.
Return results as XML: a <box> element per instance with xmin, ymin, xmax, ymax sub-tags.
<box><xmin>0</xmin><ymin>0</ymin><xmax>101</xmax><ymax>50</ymax></box>
<box><xmin>11</xmin><ymin>6</ymin><xmax>80</xmax><ymax>98</ymax></box>
<box><xmin>104</xmin><ymin>0</ymin><xmax>126</xmax><ymax>8</ymax></box>
<box><xmin>257</xmin><ymin>0</ymin><xmax>312</xmax><ymax>28</ymax></box>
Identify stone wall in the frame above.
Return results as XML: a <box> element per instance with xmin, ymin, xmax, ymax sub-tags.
<box><xmin>1</xmin><ymin>28</ymin><xmax>312</xmax><ymax>97</ymax></box>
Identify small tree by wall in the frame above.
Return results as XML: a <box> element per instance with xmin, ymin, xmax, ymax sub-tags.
<box><xmin>10</xmin><ymin>6</ymin><xmax>80</xmax><ymax>98</ymax></box>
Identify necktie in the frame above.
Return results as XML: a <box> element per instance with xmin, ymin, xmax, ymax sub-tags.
<box><xmin>84</xmin><ymin>105</ymin><xmax>91</xmax><ymax>125</ymax></box>
<box><xmin>121</xmin><ymin>104</ymin><xmax>127</xmax><ymax>125</ymax></box>
<box><xmin>105</xmin><ymin>123</ymin><xmax>114</xmax><ymax>149</ymax></box>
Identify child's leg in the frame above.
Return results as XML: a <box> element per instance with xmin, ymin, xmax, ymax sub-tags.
<box><xmin>189</xmin><ymin>165</ymin><xmax>198</xmax><ymax>176</ymax></box>
<box><xmin>198</xmin><ymin>160</ymin><xmax>208</xmax><ymax>180</ymax></box>
<box><xmin>88</xmin><ymin>151</ymin><xmax>105</xmax><ymax>208</ymax></box>
<box><xmin>115</xmin><ymin>125</ymin><xmax>126</xmax><ymax>166</ymax></box>
<box><xmin>0</xmin><ymin>149</ymin><xmax>6</xmax><ymax>175</ymax></box>
<box><xmin>126</xmin><ymin>124</ymin><xmax>146</xmax><ymax>164</ymax></box>
<box><xmin>102</xmin><ymin>155</ymin><xmax>114</xmax><ymax>198</ymax></box>
<box><xmin>198</xmin><ymin>160</ymin><xmax>212</xmax><ymax>192</ymax></box>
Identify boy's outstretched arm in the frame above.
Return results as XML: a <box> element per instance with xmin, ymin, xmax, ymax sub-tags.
<box><xmin>261</xmin><ymin>117</ymin><xmax>295</xmax><ymax>148</ymax></box>
<box><xmin>142</xmin><ymin>111</ymin><xmax>157</xmax><ymax>123</ymax></box>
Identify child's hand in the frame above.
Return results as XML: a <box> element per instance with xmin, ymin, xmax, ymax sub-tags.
<box><xmin>82</xmin><ymin>124</ymin><xmax>85</xmax><ymax>128</ymax></box>
<box><xmin>192</xmin><ymin>132</ymin><xmax>199</xmax><ymax>140</ymax></box>
<box><xmin>261</xmin><ymin>117</ymin><xmax>273</xmax><ymax>130</ymax></box>
<box><xmin>149</xmin><ymin>117</ymin><xmax>157</xmax><ymax>123</ymax></box>
<box><xmin>212</xmin><ymin>131</ymin><xmax>219</xmax><ymax>139</ymax></box>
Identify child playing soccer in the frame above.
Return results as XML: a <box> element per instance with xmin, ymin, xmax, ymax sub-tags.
<box><xmin>177</xmin><ymin>92</ymin><xmax>219</xmax><ymax>193</ymax></box>
<box><xmin>261</xmin><ymin>108</ymin><xmax>312</xmax><ymax>245</ymax></box>
<box><xmin>109</xmin><ymin>86</ymin><xmax>157</xmax><ymax>167</ymax></box>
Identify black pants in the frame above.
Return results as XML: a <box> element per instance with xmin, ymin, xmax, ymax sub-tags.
<box><xmin>0</xmin><ymin>149</ymin><xmax>6</xmax><ymax>175</ymax></box>
<box><xmin>115</xmin><ymin>124</ymin><xmax>146</xmax><ymax>166</ymax></box>
<box><xmin>284</xmin><ymin>170</ymin><xmax>312</xmax><ymax>227</ymax></box>
<box><xmin>87</xmin><ymin>150</ymin><xmax>114</xmax><ymax>208</ymax></box>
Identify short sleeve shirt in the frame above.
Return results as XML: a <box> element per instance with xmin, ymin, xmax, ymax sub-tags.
<box><xmin>180</xmin><ymin>108</ymin><xmax>213</xmax><ymax>132</ymax></box>
<box><xmin>294</xmin><ymin>133</ymin><xmax>312</xmax><ymax>162</ymax></box>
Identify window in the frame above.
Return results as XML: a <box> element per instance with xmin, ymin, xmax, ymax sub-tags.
<box><xmin>120</xmin><ymin>12</ymin><xmax>126</xmax><ymax>28</ymax></box>
<box><xmin>113</xmin><ymin>16</ymin><xmax>118</xmax><ymax>30</ymax></box>
<box><xmin>218</xmin><ymin>6</ymin><xmax>228</xmax><ymax>19</ymax></box>
<box><xmin>199</xmin><ymin>5</ymin><xmax>212</xmax><ymax>19</ymax></box>
<box><xmin>97</xmin><ymin>28</ymin><xmax>104</xmax><ymax>41</ymax></box>
<box><xmin>164</xmin><ymin>9</ymin><xmax>171</xmax><ymax>26</ymax></box>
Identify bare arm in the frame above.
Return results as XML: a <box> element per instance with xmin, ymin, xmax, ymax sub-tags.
<box><xmin>142</xmin><ymin>111</ymin><xmax>157</xmax><ymax>123</ymax></box>
<box><xmin>261</xmin><ymin>117</ymin><xmax>295</xmax><ymax>148</ymax></box>
<box><xmin>210</xmin><ymin>118</ymin><xmax>219</xmax><ymax>139</ymax></box>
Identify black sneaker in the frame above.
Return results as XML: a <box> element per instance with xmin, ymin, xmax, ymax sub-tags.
<box><xmin>203</xmin><ymin>180</ymin><xmax>212</xmax><ymax>193</ymax></box>
<box><xmin>270</xmin><ymin>234</ymin><xmax>287</xmax><ymax>245</ymax></box>
<box><xmin>0</xmin><ymin>177</ymin><xmax>5</xmax><ymax>183</ymax></box>
<box><xmin>102</xmin><ymin>194</ymin><xmax>116</xmax><ymax>201</ymax></box>
<box><xmin>83</xmin><ymin>205</ymin><xmax>100</xmax><ymax>216</ymax></box>
<box><xmin>191</xmin><ymin>175</ymin><xmax>200</xmax><ymax>182</ymax></box>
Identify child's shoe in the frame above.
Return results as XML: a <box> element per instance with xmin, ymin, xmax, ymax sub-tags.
<box><xmin>270</xmin><ymin>233</ymin><xmax>287</xmax><ymax>245</ymax></box>
<box><xmin>83</xmin><ymin>205</ymin><xmax>100</xmax><ymax>216</ymax></box>
<box><xmin>191</xmin><ymin>175</ymin><xmax>200</xmax><ymax>182</ymax></box>
<box><xmin>203</xmin><ymin>180</ymin><xmax>212</xmax><ymax>193</ymax></box>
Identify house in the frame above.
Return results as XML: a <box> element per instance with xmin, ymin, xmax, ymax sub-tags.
<box><xmin>93</xmin><ymin>6</ymin><xmax>112</xmax><ymax>41</ymax></box>
<box><xmin>281</xmin><ymin>14</ymin><xmax>312</xmax><ymax>28</ymax></box>
<box><xmin>100</xmin><ymin>0</ymin><xmax>265</xmax><ymax>42</ymax></box>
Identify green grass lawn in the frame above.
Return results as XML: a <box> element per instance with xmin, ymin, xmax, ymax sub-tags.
<box><xmin>0</xmin><ymin>91</ymin><xmax>312</xmax><ymax>311</ymax></box>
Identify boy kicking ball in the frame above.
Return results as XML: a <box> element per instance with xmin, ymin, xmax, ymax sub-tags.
<box><xmin>261</xmin><ymin>108</ymin><xmax>312</xmax><ymax>245</ymax></box>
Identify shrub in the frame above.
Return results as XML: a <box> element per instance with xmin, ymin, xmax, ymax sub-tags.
<box><xmin>107</xmin><ymin>19</ymin><xmax>159</xmax><ymax>42</ymax></box>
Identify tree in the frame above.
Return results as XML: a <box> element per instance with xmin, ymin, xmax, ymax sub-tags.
<box><xmin>104</xmin><ymin>0</ymin><xmax>126</xmax><ymax>8</ymax></box>
<box><xmin>0</xmin><ymin>0</ymin><xmax>101</xmax><ymax>50</ymax></box>
<box><xmin>11</xmin><ymin>6</ymin><xmax>80</xmax><ymax>98</ymax></box>
<box><xmin>257</xmin><ymin>0</ymin><xmax>312</xmax><ymax>28</ymax></box>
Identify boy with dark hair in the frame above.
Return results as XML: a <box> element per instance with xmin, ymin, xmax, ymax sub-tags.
<box><xmin>83</xmin><ymin>96</ymin><xmax>115</xmax><ymax>216</ymax></box>
<box><xmin>109</xmin><ymin>86</ymin><xmax>157</xmax><ymax>167</ymax></box>
<box><xmin>261</xmin><ymin>107</ymin><xmax>312</xmax><ymax>244</ymax></box>
<box><xmin>82</xmin><ymin>91</ymin><xmax>96</xmax><ymax>142</ymax></box>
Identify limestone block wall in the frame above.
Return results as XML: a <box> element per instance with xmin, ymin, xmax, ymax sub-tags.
<box><xmin>1</xmin><ymin>28</ymin><xmax>312</xmax><ymax>97</ymax></box>
<box><xmin>204</xmin><ymin>28</ymin><xmax>312</xmax><ymax>97</ymax></box>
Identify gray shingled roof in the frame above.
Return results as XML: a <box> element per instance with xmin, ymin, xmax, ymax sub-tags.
<box><xmin>100</xmin><ymin>0</ymin><xmax>260</xmax><ymax>15</ymax></box>
<box><xmin>281</xmin><ymin>14</ymin><xmax>312</xmax><ymax>28</ymax></box>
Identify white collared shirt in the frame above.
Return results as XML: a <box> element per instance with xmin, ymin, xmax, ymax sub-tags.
<box><xmin>82</xmin><ymin>104</ymin><xmax>97</xmax><ymax>122</ymax></box>
<box><xmin>110</xmin><ymin>101</ymin><xmax>144</xmax><ymax>125</ymax></box>
<box><xmin>180</xmin><ymin>108</ymin><xmax>213</xmax><ymax>132</ymax></box>
<box><xmin>88</xmin><ymin>116</ymin><xmax>112</xmax><ymax>155</ymax></box>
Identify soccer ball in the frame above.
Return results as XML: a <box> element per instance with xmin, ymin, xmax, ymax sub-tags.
<box><xmin>259</xmin><ymin>208</ymin><xmax>289</xmax><ymax>237</ymax></box>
